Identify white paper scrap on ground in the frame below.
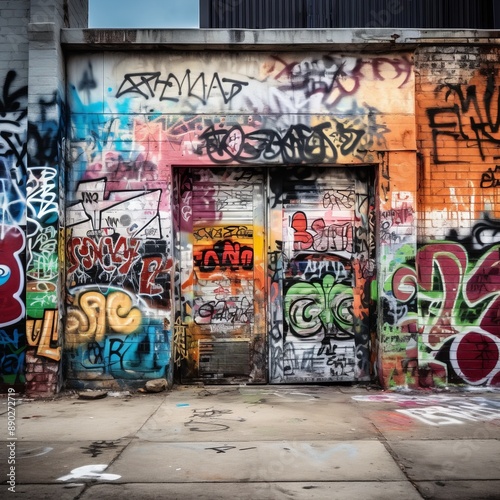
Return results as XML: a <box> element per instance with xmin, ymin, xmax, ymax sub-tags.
<box><xmin>57</xmin><ymin>464</ymin><xmax>121</xmax><ymax>481</ymax></box>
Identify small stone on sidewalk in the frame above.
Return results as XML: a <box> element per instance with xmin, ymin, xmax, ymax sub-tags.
<box><xmin>145</xmin><ymin>378</ymin><xmax>168</xmax><ymax>393</ymax></box>
<box><xmin>78</xmin><ymin>390</ymin><xmax>108</xmax><ymax>400</ymax></box>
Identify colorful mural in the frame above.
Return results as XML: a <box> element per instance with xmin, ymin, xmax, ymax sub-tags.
<box><xmin>0</xmin><ymin>71</ymin><xmax>27</xmax><ymax>391</ymax></box>
<box><xmin>65</xmin><ymin>50</ymin><xmax>415</xmax><ymax>387</ymax></box>
<box><xmin>62</xmin><ymin>53</ymin><xmax>414</xmax><ymax>385</ymax></box>
<box><xmin>378</xmin><ymin>47</ymin><xmax>500</xmax><ymax>389</ymax></box>
<box><xmin>6</xmin><ymin>42</ymin><xmax>500</xmax><ymax>392</ymax></box>
<box><xmin>3</xmin><ymin>11</ymin><xmax>500</xmax><ymax>397</ymax></box>
<box><xmin>66</xmin><ymin>60</ymin><xmax>175</xmax><ymax>388</ymax></box>
<box><xmin>381</xmin><ymin>237</ymin><xmax>500</xmax><ymax>388</ymax></box>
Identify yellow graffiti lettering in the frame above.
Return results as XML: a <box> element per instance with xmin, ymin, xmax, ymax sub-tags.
<box><xmin>106</xmin><ymin>292</ymin><xmax>142</xmax><ymax>334</ymax></box>
<box><xmin>26</xmin><ymin>310</ymin><xmax>61</xmax><ymax>361</ymax></box>
<box><xmin>80</xmin><ymin>291</ymin><xmax>106</xmax><ymax>342</ymax></box>
<box><xmin>65</xmin><ymin>291</ymin><xmax>142</xmax><ymax>345</ymax></box>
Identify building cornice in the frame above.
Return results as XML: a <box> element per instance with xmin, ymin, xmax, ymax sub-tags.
<box><xmin>61</xmin><ymin>28</ymin><xmax>500</xmax><ymax>52</ymax></box>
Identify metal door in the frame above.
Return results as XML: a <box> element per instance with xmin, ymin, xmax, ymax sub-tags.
<box><xmin>176</xmin><ymin>168</ymin><xmax>266</xmax><ymax>383</ymax></box>
<box><xmin>268</xmin><ymin>166</ymin><xmax>374</xmax><ymax>383</ymax></box>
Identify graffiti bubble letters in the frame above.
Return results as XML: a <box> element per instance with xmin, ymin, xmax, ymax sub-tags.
<box><xmin>116</xmin><ymin>71</ymin><xmax>249</xmax><ymax>105</ymax></box>
<box><xmin>290</xmin><ymin>211</ymin><xmax>353</xmax><ymax>253</ymax></box>
<box><xmin>66</xmin><ymin>290</ymin><xmax>142</xmax><ymax>345</ymax></box>
<box><xmin>383</xmin><ymin>240</ymin><xmax>500</xmax><ymax>386</ymax></box>
<box><xmin>194</xmin><ymin>240</ymin><xmax>253</xmax><ymax>272</ymax></box>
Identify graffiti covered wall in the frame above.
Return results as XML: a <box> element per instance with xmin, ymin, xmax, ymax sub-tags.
<box><xmin>66</xmin><ymin>51</ymin><xmax>415</xmax><ymax>387</ymax></box>
<box><xmin>0</xmin><ymin>0</ymin><xmax>71</xmax><ymax>395</ymax></box>
<box><xmin>379</xmin><ymin>46</ymin><xmax>500</xmax><ymax>389</ymax></box>
<box><xmin>66</xmin><ymin>58</ymin><xmax>174</xmax><ymax>388</ymax></box>
<box><xmin>268</xmin><ymin>166</ymin><xmax>376</xmax><ymax>383</ymax></box>
<box><xmin>0</xmin><ymin>70</ymin><xmax>27</xmax><ymax>392</ymax></box>
<box><xmin>1</xmin><ymin>37</ymin><xmax>497</xmax><ymax>392</ymax></box>
<box><xmin>175</xmin><ymin>167</ymin><xmax>266</xmax><ymax>383</ymax></box>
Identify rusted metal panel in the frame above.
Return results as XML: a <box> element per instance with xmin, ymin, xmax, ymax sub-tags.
<box><xmin>199</xmin><ymin>339</ymin><xmax>251</xmax><ymax>377</ymax></box>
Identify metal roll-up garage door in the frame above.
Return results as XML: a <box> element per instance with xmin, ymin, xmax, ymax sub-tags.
<box><xmin>268</xmin><ymin>166</ymin><xmax>374</xmax><ymax>383</ymax></box>
<box><xmin>176</xmin><ymin>167</ymin><xmax>266</xmax><ymax>383</ymax></box>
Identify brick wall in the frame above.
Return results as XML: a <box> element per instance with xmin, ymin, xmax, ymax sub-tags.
<box><xmin>409</xmin><ymin>45</ymin><xmax>500</xmax><ymax>387</ymax></box>
<box><xmin>0</xmin><ymin>0</ymin><xmax>29</xmax><ymax>84</ymax></box>
<box><xmin>0</xmin><ymin>0</ymin><xmax>29</xmax><ymax>393</ymax></box>
<box><xmin>24</xmin><ymin>0</ymin><xmax>68</xmax><ymax>396</ymax></box>
<box><xmin>67</xmin><ymin>0</ymin><xmax>88</xmax><ymax>28</ymax></box>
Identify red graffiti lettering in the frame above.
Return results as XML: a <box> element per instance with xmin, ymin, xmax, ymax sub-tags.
<box><xmin>196</xmin><ymin>240</ymin><xmax>254</xmax><ymax>272</ymax></box>
<box><xmin>291</xmin><ymin>212</ymin><xmax>313</xmax><ymax>250</ymax></box>
<box><xmin>140</xmin><ymin>256</ymin><xmax>167</xmax><ymax>295</ymax></box>
<box><xmin>68</xmin><ymin>236</ymin><xmax>140</xmax><ymax>276</ymax></box>
<box><xmin>0</xmin><ymin>226</ymin><xmax>25</xmax><ymax>327</ymax></box>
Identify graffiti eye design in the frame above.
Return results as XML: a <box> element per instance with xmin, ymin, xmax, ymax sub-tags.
<box><xmin>330</xmin><ymin>293</ymin><xmax>355</xmax><ymax>339</ymax></box>
<box><xmin>284</xmin><ymin>274</ymin><xmax>355</xmax><ymax>340</ymax></box>
<box><xmin>287</xmin><ymin>296</ymin><xmax>324</xmax><ymax>338</ymax></box>
<box><xmin>0</xmin><ymin>264</ymin><xmax>11</xmax><ymax>286</ymax></box>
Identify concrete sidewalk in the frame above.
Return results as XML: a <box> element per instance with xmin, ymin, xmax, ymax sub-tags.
<box><xmin>2</xmin><ymin>385</ymin><xmax>500</xmax><ymax>499</ymax></box>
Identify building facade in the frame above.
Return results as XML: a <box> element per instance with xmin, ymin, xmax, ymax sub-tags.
<box><xmin>1</xmin><ymin>0</ymin><xmax>500</xmax><ymax>395</ymax></box>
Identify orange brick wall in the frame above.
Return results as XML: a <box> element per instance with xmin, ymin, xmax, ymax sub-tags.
<box><xmin>390</xmin><ymin>45</ymin><xmax>500</xmax><ymax>388</ymax></box>
<box><xmin>417</xmin><ymin>46</ymin><xmax>500</xmax><ymax>228</ymax></box>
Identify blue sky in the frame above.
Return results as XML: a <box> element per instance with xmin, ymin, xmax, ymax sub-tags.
<box><xmin>89</xmin><ymin>0</ymin><xmax>199</xmax><ymax>28</ymax></box>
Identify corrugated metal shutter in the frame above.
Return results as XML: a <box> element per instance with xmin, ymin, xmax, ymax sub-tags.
<box><xmin>179</xmin><ymin>167</ymin><xmax>266</xmax><ymax>383</ymax></box>
<box><xmin>200</xmin><ymin>0</ymin><xmax>496</xmax><ymax>29</ymax></box>
<box><xmin>269</xmin><ymin>167</ymin><xmax>371</xmax><ymax>383</ymax></box>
